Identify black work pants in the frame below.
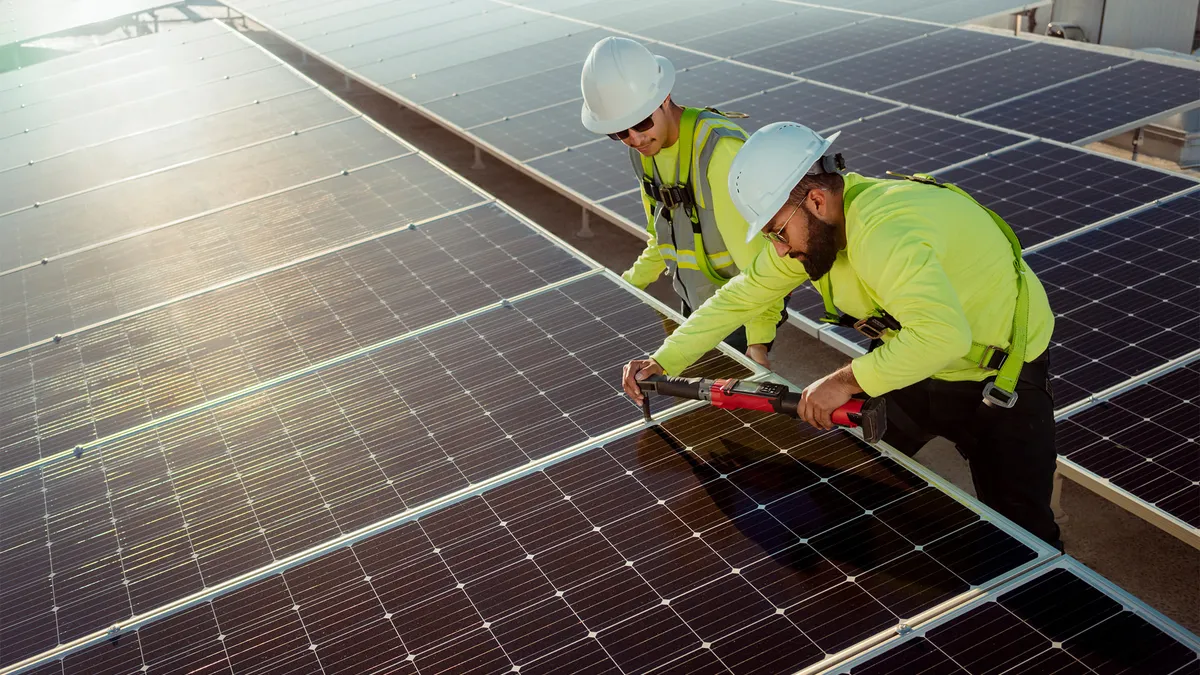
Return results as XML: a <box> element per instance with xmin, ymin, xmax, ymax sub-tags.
<box><xmin>878</xmin><ymin>352</ymin><xmax>1062</xmax><ymax>549</ymax></box>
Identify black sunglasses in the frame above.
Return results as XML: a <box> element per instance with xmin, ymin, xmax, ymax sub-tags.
<box><xmin>607</xmin><ymin>111</ymin><xmax>656</xmax><ymax>141</ymax></box>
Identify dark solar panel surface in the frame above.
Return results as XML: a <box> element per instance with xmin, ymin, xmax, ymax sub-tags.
<box><xmin>0</xmin><ymin>274</ymin><xmax>750</xmax><ymax>669</ymax></box>
<box><xmin>1024</xmin><ymin>192</ymin><xmax>1200</xmax><ymax>406</ymax></box>
<box><xmin>22</xmin><ymin>403</ymin><xmax>1041</xmax><ymax>675</ymax></box>
<box><xmin>737</xmin><ymin>17</ymin><xmax>933</xmax><ymax>75</ymax></box>
<box><xmin>1056</xmin><ymin>364</ymin><xmax>1200</xmax><ymax>528</ymax></box>
<box><xmin>801</xmin><ymin>28</ymin><xmax>1022</xmax><ymax>94</ymax></box>
<box><xmin>0</xmin><ymin>156</ymin><xmax>483</xmax><ymax>352</ymax></box>
<box><xmin>677</xmin><ymin>6</ymin><xmax>860</xmax><ymax>58</ymax></box>
<box><xmin>633</xmin><ymin>1</ymin><xmax>798</xmax><ymax>45</ymax></box>
<box><xmin>0</xmin><ymin>204</ymin><xmax>590</xmax><ymax>474</ymax></box>
<box><xmin>830</xmin><ymin>108</ymin><xmax>1026</xmax><ymax>178</ymax></box>
<box><xmin>845</xmin><ymin>564</ymin><xmax>1200</xmax><ymax>674</ymax></box>
<box><xmin>471</xmin><ymin>100</ymin><xmax>603</xmax><ymax>162</ymax></box>
<box><xmin>599</xmin><ymin>190</ymin><xmax>649</xmax><ymax>229</ymax></box>
<box><xmin>718</xmin><ymin>82</ymin><xmax>898</xmax><ymax>136</ymax></box>
<box><xmin>967</xmin><ymin>60</ymin><xmax>1200</xmax><ymax>142</ymax></box>
<box><xmin>668</xmin><ymin>60</ymin><xmax>794</xmax><ymax>111</ymax></box>
<box><xmin>0</xmin><ymin>118</ymin><xmax>404</xmax><ymax>271</ymax></box>
<box><xmin>528</xmin><ymin>140</ymin><xmax>635</xmax><ymax>201</ymax></box>
<box><xmin>934</xmin><ymin>142</ymin><xmax>1198</xmax><ymax>248</ymax></box>
<box><xmin>875</xmin><ymin>42</ymin><xmax>1132</xmax><ymax>115</ymax></box>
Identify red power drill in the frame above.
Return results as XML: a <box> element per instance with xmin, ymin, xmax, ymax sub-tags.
<box><xmin>637</xmin><ymin>375</ymin><xmax>887</xmax><ymax>444</ymax></box>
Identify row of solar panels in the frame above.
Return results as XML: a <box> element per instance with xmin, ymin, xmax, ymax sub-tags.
<box><xmin>0</xmin><ymin>15</ymin><xmax>1195</xmax><ymax>675</ymax></box>
<box><xmin>220</xmin><ymin>0</ymin><xmax>1200</xmax><ymax>544</ymax></box>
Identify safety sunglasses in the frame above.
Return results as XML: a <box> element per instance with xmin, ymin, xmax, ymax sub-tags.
<box><xmin>761</xmin><ymin>203</ymin><xmax>799</xmax><ymax>244</ymax></box>
<box><xmin>607</xmin><ymin>112</ymin><xmax>656</xmax><ymax>141</ymax></box>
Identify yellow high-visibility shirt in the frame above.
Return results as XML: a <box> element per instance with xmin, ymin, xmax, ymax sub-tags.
<box><xmin>621</xmin><ymin>134</ymin><xmax>786</xmax><ymax>346</ymax></box>
<box><xmin>650</xmin><ymin>172</ymin><xmax>1055</xmax><ymax>397</ymax></box>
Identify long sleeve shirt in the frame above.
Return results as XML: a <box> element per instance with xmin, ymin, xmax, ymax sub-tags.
<box><xmin>621</xmin><ymin>134</ymin><xmax>786</xmax><ymax>346</ymax></box>
<box><xmin>649</xmin><ymin>172</ymin><xmax>1055</xmax><ymax>397</ymax></box>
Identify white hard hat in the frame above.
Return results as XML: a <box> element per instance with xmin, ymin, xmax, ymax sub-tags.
<box><xmin>580</xmin><ymin>37</ymin><xmax>675</xmax><ymax>135</ymax></box>
<box><xmin>729</xmin><ymin>122</ymin><xmax>842</xmax><ymax>243</ymax></box>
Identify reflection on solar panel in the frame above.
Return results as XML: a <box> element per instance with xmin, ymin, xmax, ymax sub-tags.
<box><xmin>967</xmin><ymin>60</ymin><xmax>1200</xmax><ymax>142</ymax></box>
<box><xmin>0</xmin><ymin>204</ymin><xmax>595</xmax><ymax>473</ymax></box>
<box><xmin>737</xmin><ymin>17</ymin><xmax>933</xmax><ymax>75</ymax></box>
<box><xmin>1024</xmin><ymin>191</ymin><xmax>1200</xmax><ymax>406</ymax></box>
<box><xmin>875</xmin><ymin>42</ymin><xmax>1131</xmax><ymax>114</ymax></box>
<box><xmin>1</xmin><ymin>0</ymin><xmax>181</xmax><ymax>48</ymax></box>
<box><xmin>829</xmin><ymin>107</ymin><xmax>1026</xmax><ymax>178</ymax></box>
<box><xmin>598</xmin><ymin>190</ymin><xmax>648</xmax><ymax>228</ymax></box>
<box><xmin>1057</xmin><ymin>363</ymin><xmax>1200</xmax><ymax>529</ymax></box>
<box><xmin>0</xmin><ymin>119</ymin><xmax>406</xmax><ymax>271</ymax></box>
<box><xmin>18</xmin><ymin>403</ymin><xmax>1047</xmax><ymax>675</ymax></box>
<box><xmin>800</xmin><ymin>28</ymin><xmax>1022</xmax><ymax>94</ymax></box>
<box><xmin>934</xmin><ymin>141</ymin><xmax>1199</xmax><ymax>248</ymax></box>
<box><xmin>839</xmin><ymin>560</ymin><xmax>1200</xmax><ymax>674</ymax></box>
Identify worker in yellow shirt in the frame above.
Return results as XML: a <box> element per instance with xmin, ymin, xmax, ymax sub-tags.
<box><xmin>621</xmin><ymin>121</ymin><xmax>1062</xmax><ymax>549</ymax></box>
<box><xmin>579</xmin><ymin>37</ymin><xmax>787</xmax><ymax>367</ymax></box>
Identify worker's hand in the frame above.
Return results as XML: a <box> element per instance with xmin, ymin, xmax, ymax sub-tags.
<box><xmin>745</xmin><ymin>344</ymin><xmax>771</xmax><ymax>369</ymax></box>
<box><xmin>622</xmin><ymin>358</ymin><xmax>664</xmax><ymax>403</ymax></box>
<box><xmin>798</xmin><ymin>372</ymin><xmax>856</xmax><ymax>431</ymax></box>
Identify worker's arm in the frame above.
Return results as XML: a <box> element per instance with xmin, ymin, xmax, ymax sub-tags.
<box><xmin>707</xmin><ymin>136</ymin><xmax>787</xmax><ymax>346</ymax></box>
<box><xmin>651</xmin><ymin>246</ymin><xmax>808</xmax><ymax>375</ymax></box>
<box><xmin>848</xmin><ymin>228</ymin><xmax>973</xmax><ymax>397</ymax></box>
<box><xmin>621</xmin><ymin>200</ymin><xmax>667</xmax><ymax>289</ymax></box>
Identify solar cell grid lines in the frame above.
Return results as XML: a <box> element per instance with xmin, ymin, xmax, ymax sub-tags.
<box><xmin>528</xmin><ymin>139</ymin><xmax>635</xmax><ymax>201</ymax></box>
<box><xmin>676</xmin><ymin>6</ymin><xmax>860</xmax><ymax>58</ymax></box>
<box><xmin>933</xmin><ymin>141</ymin><xmax>1199</xmax><ymax>248</ymax></box>
<box><xmin>0</xmin><ymin>88</ymin><xmax>353</xmax><ymax>215</ymax></box>
<box><xmin>1024</xmin><ymin>191</ymin><xmax>1200</xmax><ymax>406</ymax></box>
<box><xmin>840</xmin><ymin>562</ymin><xmax>1200</xmax><ymax>674</ymax></box>
<box><xmin>0</xmin><ymin>154</ymin><xmax>486</xmax><ymax>354</ymax></box>
<box><xmin>874</xmin><ymin>41</ymin><xmax>1133</xmax><ymax>115</ymax></box>
<box><xmin>966</xmin><ymin>59</ymin><xmax>1200</xmax><ymax>142</ymax></box>
<box><xmin>736</xmin><ymin>17</ymin><xmax>934</xmax><ymax>76</ymax></box>
<box><xmin>827</xmin><ymin>107</ymin><xmax>1027</xmax><ymax>179</ymax></box>
<box><xmin>0</xmin><ymin>204</ymin><xmax>591</xmax><ymax>474</ymax></box>
<box><xmin>0</xmin><ymin>118</ymin><xmax>405</xmax><ymax>272</ymax></box>
<box><xmin>724</xmin><ymin>82</ymin><xmax>899</xmax><ymax>137</ymax></box>
<box><xmin>18</xmin><ymin>402</ymin><xmax>1044</xmax><ymax>675</ymax></box>
<box><xmin>0</xmin><ymin>274</ymin><xmax>751</xmax><ymax>670</ymax></box>
<box><xmin>1057</xmin><ymin>363</ymin><xmax>1200</xmax><ymax>528</ymax></box>
<box><xmin>799</xmin><ymin>28</ymin><xmax>1024</xmax><ymax>94</ymax></box>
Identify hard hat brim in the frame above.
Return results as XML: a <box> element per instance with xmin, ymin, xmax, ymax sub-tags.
<box><xmin>743</xmin><ymin>130</ymin><xmax>842</xmax><ymax>244</ymax></box>
<box><xmin>580</xmin><ymin>55</ymin><xmax>675</xmax><ymax>135</ymax></box>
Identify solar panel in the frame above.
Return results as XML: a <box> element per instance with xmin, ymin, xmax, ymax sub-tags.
<box><xmin>0</xmin><ymin>88</ymin><xmax>352</xmax><ymax>214</ymax></box>
<box><xmin>598</xmin><ymin>190</ymin><xmax>648</xmax><ymax>229</ymax></box>
<box><xmin>966</xmin><ymin>60</ymin><xmax>1200</xmax><ymax>143</ymax></box>
<box><xmin>293</xmin><ymin>0</ymin><xmax>494</xmax><ymax>56</ymax></box>
<box><xmin>0</xmin><ymin>0</ymin><xmax>182</xmax><ymax>49</ymax></box>
<box><xmin>0</xmin><ymin>66</ymin><xmax>312</xmax><ymax>157</ymax></box>
<box><xmin>669</xmin><ymin>60</ymin><xmax>796</xmax><ymax>109</ymax></box>
<box><xmin>381</xmin><ymin>28</ymin><xmax>610</xmax><ymax>105</ymax></box>
<box><xmin>933</xmin><ymin>141</ymin><xmax>1199</xmax><ymax>248</ymax></box>
<box><xmin>632</xmin><ymin>0</ymin><xmax>799</xmax><ymax>45</ymax></box>
<box><xmin>0</xmin><ymin>118</ymin><xmax>406</xmax><ymax>272</ymax></box>
<box><xmin>17</xmin><ymin>397</ymin><xmax>1052</xmax><ymax>675</ymax></box>
<box><xmin>0</xmin><ymin>203</ymin><xmax>592</xmax><ymax>473</ymax></box>
<box><xmin>736</xmin><ymin>17</ymin><xmax>933</xmax><ymax>75</ymax></box>
<box><xmin>838</xmin><ymin>560</ymin><xmax>1200</xmax><ymax>674</ymax></box>
<box><xmin>0</xmin><ymin>45</ymin><xmax>281</xmax><ymax>138</ymax></box>
<box><xmin>874</xmin><ymin>42</ymin><xmax>1132</xmax><ymax>115</ymax></box>
<box><xmin>722</xmin><ymin>81</ymin><xmax>899</xmax><ymax>135</ymax></box>
<box><xmin>471</xmin><ymin>99</ymin><xmax>602</xmax><ymax>161</ymax></box>
<box><xmin>901</xmin><ymin>0</ymin><xmax>1055</xmax><ymax>24</ymax></box>
<box><xmin>828</xmin><ymin>107</ymin><xmax>1027</xmax><ymax>178</ymax></box>
<box><xmin>1057</xmin><ymin>363</ymin><xmax>1200</xmax><ymax>530</ymax></box>
<box><xmin>676</xmin><ymin>6</ymin><xmax>860</xmax><ymax>58</ymax></box>
<box><xmin>800</xmin><ymin>28</ymin><xmax>1023</xmax><ymax>94</ymax></box>
<box><xmin>527</xmin><ymin>140</ymin><xmax>634</xmax><ymax>201</ymax></box>
<box><xmin>0</xmin><ymin>272</ymin><xmax>752</xmax><ymax>670</ymax></box>
<box><xmin>425</xmin><ymin>62</ymin><xmax>585</xmax><ymax>130</ymax></box>
<box><xmin>1023</xmin><ymin>191</ymin><xmax>1200</xmax><ymax>407</ymax></box>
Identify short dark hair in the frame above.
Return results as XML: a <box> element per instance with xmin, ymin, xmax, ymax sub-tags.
<box><xmin>785</xmin><ymin>171</ymin><xmax>844</xmax><ymax>207</ymax></box>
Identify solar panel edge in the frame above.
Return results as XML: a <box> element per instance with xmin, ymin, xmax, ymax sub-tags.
<box><xmin>0</xmin><ymin>0</ymin><xmax>189</xmax><ymax>52</ymax></box>
<box><xmin>824</xmin><ymin>556</ymin><xmax>1200</xmax><ymax>674</ymax></box>
<box><xmin>1055</xmin><ymin>457</ymin><xmax>1200</xmax><ymax>548</ymax></box>
<box><xmin>0</xmin><ymin>395</ymin><xmax>726</xmax><ymax>675</ymax></box>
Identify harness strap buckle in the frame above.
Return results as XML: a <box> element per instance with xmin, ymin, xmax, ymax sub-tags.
<box><xmin>853</xmin><ymin>315</ymin><xmax>895</xmax><ymax>340</ymax></box>
<box><xmin>982</xmin><ymin>381</ymin><xmax>1019</xmax><ymax>408</ymax></box>
<box><xmin>977</xmin><ymin>345</ymin><xmax>1008</xmax><ymax>371</ymax></box>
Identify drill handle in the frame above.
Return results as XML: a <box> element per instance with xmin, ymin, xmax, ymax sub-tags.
<box><xmin>636</xmin><ymin>374</ymin><xmax>709</xmax><ymax>401</ymax></box>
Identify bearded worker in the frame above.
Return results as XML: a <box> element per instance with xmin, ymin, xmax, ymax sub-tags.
<box><xmin>621</xmin><ymin>122</ymin><xmax>1061</xmax><ymax>549</ymax></box>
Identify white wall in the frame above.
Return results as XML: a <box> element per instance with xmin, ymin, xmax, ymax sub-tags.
<box><xmin>1050</xmin><ymin>0</ymin><xmax>1105</xmax><ymax>42</ymax></box>
<box><xmin>1099</xmin><ymin>0</ymin><xmax>1199</xmax><ymax>53</ymax></box>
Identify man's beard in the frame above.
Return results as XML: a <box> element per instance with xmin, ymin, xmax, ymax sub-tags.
<box><xmin>791</xmin><ymin>216</ymin><xmax>839</xmax><ymax>280</ymax></box>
